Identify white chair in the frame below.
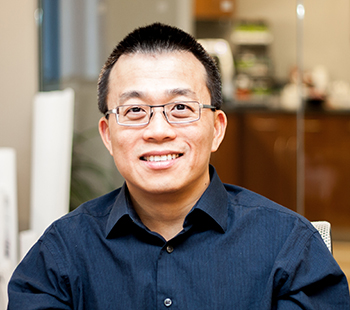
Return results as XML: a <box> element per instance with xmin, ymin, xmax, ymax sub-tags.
<box><xmin>311</xmin><ymin>221</ymin><xmax>332</xmax><ymax>253</ymax></box>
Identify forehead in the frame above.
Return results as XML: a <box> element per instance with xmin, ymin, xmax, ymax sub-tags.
<box><xmin>107</xmin><ymin>51</ymin><xmax>209</xmax><ymax>103</ymax></box>
<box><xmin>112</xmin><ymin>50</ymin><xmax>206</xmax><ymax>75</ymax></box>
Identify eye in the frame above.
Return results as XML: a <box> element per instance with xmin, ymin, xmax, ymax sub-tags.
<box><xmin>128</xmin><ymin>106</ymin><xmax>143</xmax><ymax>113</ymax></box>
<box><xmin>172</xmin><ymin>102</ymin><xmax>194</xmax><ymax>112</ymax></box>
<box><xmin>169</xmin><ymin>102</ymin><xmax>196</xmax><ymax>119</ymax></box>
<box><xmin>173</xmin><ymin>103</ymin><xmax>187</xmax><ymax>111</ymax></box>
<box><xmin>121</xmin><ymin>105</ymin><xmax>148</xmax><ymax>120</ymax></box>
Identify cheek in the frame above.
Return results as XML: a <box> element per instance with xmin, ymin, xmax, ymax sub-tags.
<box><xmin>188</xmin><ymin>126</ymin><xmax>215</xmax><ymax>155</ymax></box>
<box><xmin>110</xmin><ymin>140</ymin><xmax>134</xmax><ymax>176</ymax></box>
<box><xmin>110</xmin><ymin>131</ymin><xmax>134</xmax><ymax>160</ymax></box>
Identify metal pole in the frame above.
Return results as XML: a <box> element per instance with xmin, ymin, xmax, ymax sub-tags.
<box><xmin>296</xmin><ymin>1</ymin><xmax>305</xmax><ymax>215</ymax></box>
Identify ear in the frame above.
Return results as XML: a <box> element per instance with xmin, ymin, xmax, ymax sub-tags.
<box><xmin>98</xmin><ymin>117</ymin><xmax>114</xmax><ymax>156</ymax></box>
<box><xmin>211</xmin><ymin>110</ymin><xmax>227</xmax><ymax>153</ymax></box>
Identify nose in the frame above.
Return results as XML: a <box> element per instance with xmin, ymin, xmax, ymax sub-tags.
<box><xmin>142</xmin><ymin>107</ymin><xmax>176</xmax><ymax>142</ymax></box>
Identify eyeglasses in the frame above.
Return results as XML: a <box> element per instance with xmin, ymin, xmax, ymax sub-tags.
<box><xmin>105</xmin><ymin>101</ymin><xmax>216</xmax><ymax>126</ymax></box>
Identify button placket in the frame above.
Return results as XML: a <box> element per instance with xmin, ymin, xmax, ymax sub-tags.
<box><xmin>157</xmin><ymin>244</ymin><xmax>176</xmax><ymax>308</ymax></box>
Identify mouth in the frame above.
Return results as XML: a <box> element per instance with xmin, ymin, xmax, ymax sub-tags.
<box><xmin>140</xmin><ymin>153</ymin><xmax>183</xmax><ymax>162</ymax></box>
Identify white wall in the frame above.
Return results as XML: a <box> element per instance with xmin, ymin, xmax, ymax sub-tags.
<box><xmin>0</xmin><ymin>0</ymin><xmax>38</xmax><ymax>231</ymax></box>
<box><xmin>105</xmin><ymin>0</ymin><xmax>193</xmax><ymax>59</ymax></box>
<box><xmin>303</xmin><ymin>0</ymin><xmax>350</xmax><ymax>82</ymax></box>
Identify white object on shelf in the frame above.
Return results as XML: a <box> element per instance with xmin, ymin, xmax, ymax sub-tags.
<box><xmin>328</xmin><ymin>80</ymin><xmax>350</xmax><ymax>110</ymax></box>
<box><xmin>30</xmin><ymin>88</ymin><xmax>75</xmax><ymax>239</ymax></box>
<box><xmin>0</xmin><ymin>148</ymin><xmax>18</xmax><ymax>310</ymax></box>
<box><xmin>198</xmin><ymin>39</ymin><xmax>235</xmax><ymax>102</ymax></box>
<box><xmin>19</xmin><ymin>229</ymin><xmax>39</xmax><ymax>261</ymax></box>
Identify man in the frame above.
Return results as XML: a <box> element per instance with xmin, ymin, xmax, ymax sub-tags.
<box><xmin>8</xmin><ymin>23</ymin><xmax>350</xmax><ymax>309</ymax></box>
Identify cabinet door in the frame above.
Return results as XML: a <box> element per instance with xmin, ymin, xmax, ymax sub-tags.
<box><xmin>241</xmin><ymin>113</ymin><xmax>297</xmax><ymax>211</ymax></box>
<box><xmin>195</xmin><ymin>0</ymin><xmax>236</xmax><ymax>20</ymax></box>
<box><xmin>304</xmin><ymin>115</ymin><xmax>350</xmax><ymax>235</ymax></box>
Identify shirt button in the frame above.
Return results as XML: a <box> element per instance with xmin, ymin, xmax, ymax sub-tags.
<box><xmin>166</xmin><ymin>245</ymin><xmax>174</xmax><ymax>253</ymax></box>
<box><xmin>164</xmin><ymin>298</ymin><xmax>172</xmax><ymax>307</ymax></box>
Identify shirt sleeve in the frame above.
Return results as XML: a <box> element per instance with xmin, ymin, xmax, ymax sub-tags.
<box><xmin>7</xmin><ymin>238</ymin><xmax>72</xmax><ymax>310</ymax></box>
<box><xmin>274</xmin><ymin>229</ymin><xmax>350</xmax><ymax>309</ymax></box>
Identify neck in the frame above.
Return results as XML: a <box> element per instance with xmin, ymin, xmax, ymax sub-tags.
<box><xmin>127</xmin><ymin>180</ymin><xmax>210</xmax><ymax>241</ymax></box>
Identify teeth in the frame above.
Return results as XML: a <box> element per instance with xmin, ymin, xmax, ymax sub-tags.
<box><xmin>145</xmin><ymin>154</ymin><xmax>179</xmax><ymax>162</ymax></box>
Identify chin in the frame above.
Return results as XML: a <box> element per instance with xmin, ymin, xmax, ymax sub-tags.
<box><xmin>137</xmin><ymin>179</ymin><xmax>184</xmax><ymax>195</ymax></box>
<box><xmin>145</xmin><ymin>183</ymin><xmax>180</xmax><ymax>194</ymax></box>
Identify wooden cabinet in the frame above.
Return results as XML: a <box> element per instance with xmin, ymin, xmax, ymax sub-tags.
<box><xmin>195</xmin><ymin>0</ymin><xmax>236</xmax><ymax>20</ymax></box>
<box><xmin>240</xmin><ymin>113</ymin><xmax>297</xmax><ymax>211</ymax></box>
<box><xmin>211</xmin><ymin>111</ymin><xmax>350</xmax><ymax>238</ymax></box>
<box><xmin>304</xmin><ymin>115</ymin><xmax>350</xmax><ymax>233</ymax></box>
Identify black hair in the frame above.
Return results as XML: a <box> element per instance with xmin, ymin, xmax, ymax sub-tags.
<box><xmin>97</xmin><ymin>23</ymin><xmax>222</xmax><ymax>114</ymax></box>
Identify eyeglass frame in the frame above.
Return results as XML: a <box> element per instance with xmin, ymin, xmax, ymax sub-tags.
<box><xmin>104</xmin><ymin>101</ymin><xmax>217</xmax><ymax>127</ymax></box>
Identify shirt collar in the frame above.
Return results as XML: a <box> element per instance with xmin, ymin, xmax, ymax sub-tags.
<box><xmin>106</xmin><ymin>165</ymin><xmax>228</xmax><ymax>238</ymax></box>
<box><xmin>185</xmin><ymin>165</ymin><xmax>228</xmax><ymax>233</ymax></box>
<box><xmin>105</xmin><ymin>184</ymin><xmax>136</xmax><ymax>238</ymax></box>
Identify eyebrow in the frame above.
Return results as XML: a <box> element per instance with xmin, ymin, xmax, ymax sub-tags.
<box><xmin>118</xmin><ymin>88</ymin><xmax>197</xmax><ymax>105</ymax></box>
<box><xmin>119</xmin><ymin>91</ymin><xmax>143</xmax><ymax>104</ymax></box>
<box><xmin>166</xmin><ymin>88</ymin><xmax>197</xmax><ymax>99</ymax></box>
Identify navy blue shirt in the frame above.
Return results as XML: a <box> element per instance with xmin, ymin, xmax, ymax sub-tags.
<box><xmin>8</xmin><ymin>167</ymin><xmax>350</xmax><ymax>309</ymax></box>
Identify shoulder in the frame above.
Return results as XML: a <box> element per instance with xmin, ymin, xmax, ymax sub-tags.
<box><xmin>223</xmin><ymin>183</ymin><xmax>317</xmax><ymax>240</ymax></box>
<box><xmin>66</xmin><ymin>188</ymin><xmax>121</xmax><ymax>218</ymax></box>
<box><xmin>20</xmin><ymin>189</ymin><xmax>122</xmax><ymax>275</ymax></box>
<box><xmin>225</xmin><ymin>183</ymin><xmax>307</xmax><ymax>218</ymax></box>
<box><xmin>222</xmin><ymin>184</ymin><xmax>336</xmax><ymax>273</ymax></box>
<box><xmin>40</xmin><ymin>188</ymin><xmax>121</xmax><ymax>244</ymax></box>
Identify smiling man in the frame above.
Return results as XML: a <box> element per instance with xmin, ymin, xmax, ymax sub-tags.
<box><xmin>98</xmin><ymin>49</ymin><xmax>226</xmax><ymax>241</ymax></box>
<box><xmin>8</xmin><ymin>23</ymin><xmax>350</xmax><ymax>309</ymax></box>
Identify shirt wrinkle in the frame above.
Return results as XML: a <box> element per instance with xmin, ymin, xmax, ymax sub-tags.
<box><xmin>274</xmin><ymin>225</ymin><xmax>329</xmax><ymax>300</ymax></box>
<box><xmin>34</xmin><ymin>239</ymin><xmax>73</xmax><ymax>305</ymax></box>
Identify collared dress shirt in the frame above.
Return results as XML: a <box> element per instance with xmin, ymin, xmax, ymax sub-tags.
<box><xmin>8</xmin><ymin>166</ymin><xmax>350</xmax><ymax>309</ymax></box>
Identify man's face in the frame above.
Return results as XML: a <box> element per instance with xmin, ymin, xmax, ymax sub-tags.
<box><xmin>99</xmin><ymin>51</ymin><xmax>226</xmax><ymax>198</ymax></box>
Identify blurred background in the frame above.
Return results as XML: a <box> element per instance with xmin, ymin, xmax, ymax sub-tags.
<box><xmin>1</xmin><ymin>0</ymin><xmax>350</xmax><ymax>255</ymax></box>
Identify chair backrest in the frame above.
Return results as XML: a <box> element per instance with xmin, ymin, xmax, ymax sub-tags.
<box><xmin>311</xmin><ymin>221</ymin><xmax>332</xmax><ymax>253</ymax></box>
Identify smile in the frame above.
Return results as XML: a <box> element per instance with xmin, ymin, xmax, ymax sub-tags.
<box><xmin>141</xmin><ymin>154</ymin><xmax>182</xmax><ymax>162</ymax></box>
